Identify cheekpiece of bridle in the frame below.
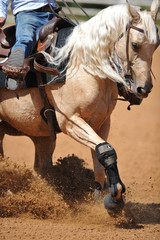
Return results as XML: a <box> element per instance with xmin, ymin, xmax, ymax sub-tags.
<box><xmin>125</xmin><ymin>21</ymin><xmax>144</xmax><ymax>76</ymax></box>
<box><xmin>116</xmin><ymin>21</ymin><xmax>145</xmax><ymax>110</ymax></box>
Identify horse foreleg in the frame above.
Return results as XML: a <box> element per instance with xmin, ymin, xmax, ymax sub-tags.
<box><xmin>91</xmin><ymin>118</ymin><xmax>111</xmax><ymax>191</ymax></box>
<box><xmin>96</xmin><ymin>141</ymin><xmax>125</xmax><ymax>216</ymax></box>
<box><xmin>65</xmin><ymin>115</ymin><xmax>125</xmax><ymax>216</ymax></box>
<box><xmin>30</xmin><ymin>136</ymin><xmax>56</xmax><ymax>174</ymax></box>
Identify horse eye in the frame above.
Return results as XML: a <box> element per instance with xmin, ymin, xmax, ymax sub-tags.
<box><xmin>132</xmin><ymin>42</ymin><xmax>139</xmax><ymax>51</ymax></box>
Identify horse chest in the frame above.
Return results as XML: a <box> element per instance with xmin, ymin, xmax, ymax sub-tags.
<box><xmin>81</xmin><ymin>87</ymin><xmax>117</xmax><ymax>131</ymax></box>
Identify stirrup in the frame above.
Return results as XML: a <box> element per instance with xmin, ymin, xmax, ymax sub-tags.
<box><xmin>2</xmin><ymin>65</ymin><xmax>30</xmax><ymax>79</ymax></box>
<box><xmin>2</xmin><ymin>48</ymin><xmax>29</xmax><ymax>78</ymax></box>
<box><xmin>5</xmin><ymin>76</ymin><xmax>20</xmax><ymax>91</ymax></box>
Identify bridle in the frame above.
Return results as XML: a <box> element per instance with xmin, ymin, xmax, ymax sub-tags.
<box><xmin>116</xmin><ymin>21</ymin><xmax>145</xmax><ymax>78</ymax></box>
<box><xmin>115</xmin><ymin>22</ymin><xmax>145</xmax><ymax>110</ymax></box>
<box><xmin>116</xmin><ymin>22</ymin><xmax>159</xmax><ymax>110</ymax></box>
<box><xmin>125</xmin><ymin>22</ymin><xmax>144</xmax><ymax>76</ymax></box>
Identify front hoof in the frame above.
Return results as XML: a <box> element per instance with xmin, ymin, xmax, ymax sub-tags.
<box><xmin>104</xmin><ymin>193</ymin><xmax>124</xmax><ymax>217</ymax></box>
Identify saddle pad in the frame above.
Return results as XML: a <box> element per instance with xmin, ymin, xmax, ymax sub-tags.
<box><xmin>0</xmin><ymin>26</ymin><xmax>74</xmax><ymax>89</ymax></box>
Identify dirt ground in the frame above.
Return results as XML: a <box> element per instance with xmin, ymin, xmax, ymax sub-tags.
<box><xmin>0</xmin><ymin>46</ymin><xmax>160</xmax><ymax>239</ymax></box>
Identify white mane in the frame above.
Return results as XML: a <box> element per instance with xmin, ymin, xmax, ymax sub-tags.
<box><xmin>51</xmin><ymin>4</ymin><xmax>158</xmax><ymax>84</ymax></box>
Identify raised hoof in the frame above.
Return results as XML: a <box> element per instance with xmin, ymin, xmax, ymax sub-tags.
<box><xmin>110</xmin><ymin>182</ymin><xmax>125</xmax><ymax>198</ymax></box>
<box><xmin>104</xmin><ymin>193</ymin><xmax>124</xmax><ymax>217</ymax></box>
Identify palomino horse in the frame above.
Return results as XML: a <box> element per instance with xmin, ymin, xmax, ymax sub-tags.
<box><xmin>0</xmin><ymin>0</ymin><xmax>159</xmax><ymax>215</ymax></box>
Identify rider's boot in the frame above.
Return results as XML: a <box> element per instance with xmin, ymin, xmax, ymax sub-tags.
<box><xmin>2</xmin><ymin>48</ymin><xmax>29</xmax><ymax>90</ymax></box>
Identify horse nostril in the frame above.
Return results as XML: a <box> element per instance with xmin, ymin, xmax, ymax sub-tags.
<box><xmin>137</xmin><ymin>87</ymin><xmax>144</xmax><ymax>94</ymax></box>
<box><xmin>137</xmin><ymin>87</ymin><xmax>151</xmax><ymax>98</ymax></box>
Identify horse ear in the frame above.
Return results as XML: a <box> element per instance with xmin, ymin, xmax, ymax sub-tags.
<box><xmin>151</xmin><ymin>0</ymin><xmax>159</xmax><ymax>21</ymax></box>
<box><xmin>126</xmin><ymin>0</ymin><xmax>140</xmax><ymax>23</ymax></box>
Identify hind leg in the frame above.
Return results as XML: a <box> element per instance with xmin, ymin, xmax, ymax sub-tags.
<box><xmin>30</xmin><ymin>136</ymin><xmax>56</xmax><ymax>173</ymax></box>
<box><xmin>0</xmin><ymin>123</ymin><xmax>5</xmax><ymax>157</ymax></box>
<box><xmin>0</xmin><ymin>121</ymin><xmax>24</xmax><ymax>157</ymax></box>
<box><xmin>0</xmin><ymin>121</ymin><xmax>55</xmax><ymax>173</ymax></box>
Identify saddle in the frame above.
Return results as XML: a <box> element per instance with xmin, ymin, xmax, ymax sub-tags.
<box><xmin>0</xmin><ymin>16</ymin><xmax>73</xmax><ymax>78</ymax></box>
<box><xmin>0</xmin><ymin>16</ymin><xmax>74</xmax><ymax>138</ymax></box>
<box><xmin>0</xmin><ymin>26</ymin><xmax>16</xmax><ymax>67</ymax></box>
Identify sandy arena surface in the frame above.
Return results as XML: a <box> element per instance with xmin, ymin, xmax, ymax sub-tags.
<box><xmin>0</xmin><ymin>47</ymin><xmax>160</xmax><ymax>239</ymax></box>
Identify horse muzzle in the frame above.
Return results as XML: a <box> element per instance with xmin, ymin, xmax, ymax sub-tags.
<box><xmin>128</xmin><ymin>75</ymin><xmax>153</xmax><ymax>99</ymax></box>
<box><xmin>136</xmin><ymin>83</ymin><xmax>153</xmax><ymax>98</ymax></box>
<box><xmin>124</xmin><ymin>73</ymin><xmax>153</xmax><ymax>99</ymax></box>
<box><xmin>117</xmin><ymin>83</ymin><xmax>143</xmax><ymax>109</ymax></box>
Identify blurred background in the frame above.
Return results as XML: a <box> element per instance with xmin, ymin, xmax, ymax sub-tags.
<box><xmin>5</xmin><ymin>0</ymin><xmax>160</xmax><ymax>30</ymax></box>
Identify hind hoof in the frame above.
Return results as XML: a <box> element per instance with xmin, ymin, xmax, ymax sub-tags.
<box><xmin>104</xmin><ymin>193</ymin><xmax>124</xmax><ymax>217</ymax></box>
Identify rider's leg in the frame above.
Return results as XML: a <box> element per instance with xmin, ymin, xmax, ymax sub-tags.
<box><xmin>2</xmin><ymin>11</ymin><xmax>53</xmax><ymax>90</ymax></box>
<box><xmin>12</xmin><ymin>11</ymin><xmax>54</xmax><ymax>58</ymax></box>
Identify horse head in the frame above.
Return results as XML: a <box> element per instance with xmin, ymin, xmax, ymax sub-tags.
<box><xmin>115</xmin><ymin>0</ymin><xmax>159</xmax><ymax>103</ymax></box>
<box><xmin>48</xmin><ymin>0</ymin><xmax>159</xmax><ymax>108</ymax></box>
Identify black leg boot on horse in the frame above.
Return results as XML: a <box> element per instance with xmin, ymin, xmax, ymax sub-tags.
<box><xmin>96</xmin><ymin>142</ymin><xmax>126</xmax><ymax>217</ymax></box>
<box><xmin>2</xmin><ymin>48</ymin><xmax>29</xmax><ymax>90</ymax></box>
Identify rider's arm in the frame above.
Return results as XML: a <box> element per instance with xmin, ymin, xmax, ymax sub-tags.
<box><xmin>0</xmin><ymin>0</ymin><xmax>10</xmax><ymax>27</ymax></box>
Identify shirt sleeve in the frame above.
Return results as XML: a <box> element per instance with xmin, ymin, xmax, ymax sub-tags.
<box><xmin>0</xmin><ymin>0</ymin><xmax>10</xmax><ymax>18</ymax></box>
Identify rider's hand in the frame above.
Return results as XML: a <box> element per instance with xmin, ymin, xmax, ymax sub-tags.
<box><xmin>0</xmin><ymin>17</ymin><xmax>6</xmax><ymax>27</ymax></box>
